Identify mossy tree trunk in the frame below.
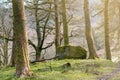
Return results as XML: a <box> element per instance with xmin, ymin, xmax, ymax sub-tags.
<box><xmin>61</xmin><ymin>0</ymin><xmax>69</xmax><ymax>46</ymax></box>
<box><xmin>84</xmin><ymin>0</ymin><xmax>99</xmax><ymax>59</ymax></box>
<box><xmin>54</xmin><ymin>0</ymin><xmax>61</xmax><ymax>51</ymax></box>
<box><xmin>104</xmin><ymin>0</ymin><xmax>111</xmax><ymax>60</ymax></box>
<box><xmin>12</xmin><ymin>0</ymin><xmax>32</xmax><ymax>78</ymax></box>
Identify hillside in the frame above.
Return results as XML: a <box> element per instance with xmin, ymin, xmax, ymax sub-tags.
<box><xmin>0</xmin><ymin>59</ymin><xmax>117</xmax><ymax>80</ymax></box>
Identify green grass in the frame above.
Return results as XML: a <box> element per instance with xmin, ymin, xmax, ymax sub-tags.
<box><xmin>0</xmin><ymin>59</ymin><xmax>116</xmax><ymax>80</ymax></box>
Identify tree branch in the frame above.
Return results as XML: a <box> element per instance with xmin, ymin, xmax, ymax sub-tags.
<box><xmin>42</xmin><ymin>41</ymin><xmax>54</xmax><ymax>50</ymax></box>
<box><xmin>28</xmin><ymin>39</ymin><xmax>37</xmax><ymax>51</ymax></box>
<box><xmin>25</xmin><ymin>6</ymin><xmax>55</xmax><ymax>12</ymax></box>
<box><xmin>0</xmin><ymin>35</ymin><xmax>13</xmax><ymax>41</ymax></box>
<box><xmin>39</xmin><ymin>4</ymin><xmax>51</xmax><ymax>50</ymax></box>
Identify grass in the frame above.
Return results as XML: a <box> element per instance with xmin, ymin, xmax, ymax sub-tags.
<box><xmin>0</xmin><ymin>59</ymin><xmax>117</xmax><ymax>80</ymax></box>
<box><xmin>109</xmin><ymin>71</ymin><xmax>120</xmax><ymax>80</ymax></box>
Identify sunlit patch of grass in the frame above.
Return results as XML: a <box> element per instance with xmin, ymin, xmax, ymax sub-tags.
<box><xmin>0</xmin><ymin>59</ymin><xmax>116</xmax><ymax>80</ymax></box>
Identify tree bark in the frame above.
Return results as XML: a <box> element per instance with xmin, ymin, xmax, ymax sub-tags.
<box><xmin>10</xmin><ymin>40</ymin><xmax>15</xmax><ymax>67</ymax></box>
<box><xmin>104</xmin><ymin>0</ymin><xmax>111</xmax><ymax>60</ymax></box>
<box><xmin>84</xmin><ymin>0</ymin><xmax>99</xmax><ymax>59</ymax></box>
<box><xmin>61</xmin><ymin>0</ymin><xmax>69</xmax><ymax>46</ymax></box>
<box><xmin>54</xmin><ymin>0</ymin><xmax>61</xmax><ymax>51</ymax></box>
<box><xmin>12</xmin><ymin>0</ymin><xmax>32</xmax><ymax>78</ymax></box>
<box><xmin>3</xmin><ymin>40</ymin><xmax>8</xmax><ymax>65</ymax></box>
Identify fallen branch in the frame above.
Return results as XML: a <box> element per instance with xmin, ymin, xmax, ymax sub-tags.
<box><xmin>31</xmin><ymin>56</ymin><xmax>59</xmax><ymax>63</ymax></box>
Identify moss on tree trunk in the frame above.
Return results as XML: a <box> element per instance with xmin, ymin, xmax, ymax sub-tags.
<box><xmin>61</xmin><ymin>0</ymin><xmax>69</xmax><ymax>46</ymax></box>
<box><xmin>54</xmin><ymin>0</ymin><xmax>61</xmax><ymax>51</ymax></box>
<box><xmin>12</xmin><ymin>0</ymin><xmax>33</xmax><ymax>78</ymax></box>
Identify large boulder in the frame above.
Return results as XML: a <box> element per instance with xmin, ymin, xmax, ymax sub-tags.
<box><xmin>56</xmin><ymin>45</ymin><xmax>87</xmax><ymax>59</ymax></box>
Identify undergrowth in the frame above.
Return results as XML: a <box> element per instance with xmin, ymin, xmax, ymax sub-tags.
<box><xmin>0</xmin><ymin>59</ymin><xmax>116</xmax><ymax>80</ymax></box>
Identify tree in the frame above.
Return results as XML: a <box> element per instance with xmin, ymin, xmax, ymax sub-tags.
<box><xmin>110</xmin><ymin>0</ymin><xmax>120</xmax><ymax>51</ymax></box>
<box><xmin>25</xmin><ymin>0</ymin><xmax>54</xmax><ymax>61</ymax></box>
<box><xmin>104</xmin><ymin>0</ymin><xmax>111</xmax><ymax>60</ymax></box>
<box><xmin>84</xmin><ymin>0</ymin><xmax>99</xmax><ymax>59</ymax></box>
<box><xmin>0</xmin><ymin>7</ymin><xmax>12</xmax><ymax>66</ymax></box>
<box><xmin>54</xmin><ymin>0</ymin><xmax>61</xmax><ymax>51</ymax></box>
<box><xmin>10</xmin><ymin>34</ymin><xmax>15</xmax><ymax>66</ymax></box>
<box><xmin>12</xmin><ymin>0</ymin><xmax>32</xmax><ymax>77</ymax></box>
<box><xmin>61</xmin><ymin>0</ymin><xmax>69</xmax><ymax>46</ymax></box>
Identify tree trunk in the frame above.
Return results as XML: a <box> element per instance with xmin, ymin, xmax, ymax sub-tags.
<box><xmin>115</xmin><ymin>6</ymin><xmax>120</xmax><ymax>49</ymax></box>
<box><xmin>104</xmin><ymin>0</ymin><xmax>111</xmax><ymax>60</ymax></box>
<box><xmin>117</xmin><ymin>6</ymin><xmax>120</xmax><ymax>48</ymax></box>
<box><xmin>84</xmin><ymin>0</ymin><xmax>99</xmax><ymax>59</ymax></box>
<box><xmin>34</xmin><ymin>0</ymin><xmax>43</xmax><ymax>61</ymax></box>
<box><xmin>12</xmin><ymin>0</ymin><xmax>32</xmax><ymax>78</ymax></box>
<box><xmin>35</xmin><ymin>25</ymin><xmax>42</xmax><ymax>61</ymax></box>
<box><xmin>54</xmin><ymin>0</ymin><xmax>61</xmax><ymax>51</ymax></box>
<box><xmin>10</xmin><ymin>40</ymin><xmax>15</xmax><ymax>67</ymax></box>
<box><xmin>61</xmin><ymin>0</ymin><xmax>69</xmax><ymax>46</ymax></box>
<box><xmin>36</xmin><ymin>48</ymin><xmax>42</xmax><ymax>61</ymax></box>
<box><xmin>3</xmin><ymin>40</ymin><xmax>8</xmax><ymax>65</ymax></box>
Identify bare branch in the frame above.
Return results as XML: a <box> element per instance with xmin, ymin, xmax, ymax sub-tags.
<box><xmin>42</xmin><ymin>41</ymin><xmax>54</xmax><ymax>50</ymax></box>
<box><xmin>28</xmin><ymin>39</ymin><xmax>37</xmax><ymax>51</ymax></box>
<box><xmin>0</xmin><ymin>35</ymin><xmax>13</xmax><ymax>41</ymax></box>
<box><xmin>25</xmin><ymin>6</ymin><xmax>55</xmax><ymax>12</ymax></box>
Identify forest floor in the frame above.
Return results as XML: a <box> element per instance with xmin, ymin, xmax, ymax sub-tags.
<box><xmin>97</xmin><ymin>61</ymin><xmax>120</xmax><ymax>80</ymax></box>
<box><xmin>0</xmin><ymin>59</ymin><xmax>119</xmax><ymax>80</ymax></box>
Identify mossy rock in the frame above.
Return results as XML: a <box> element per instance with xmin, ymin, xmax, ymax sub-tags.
<box><xmin>56</xmin><ymin>45</ymin><xmax>87</xmax><ymax>59</ymax></box>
